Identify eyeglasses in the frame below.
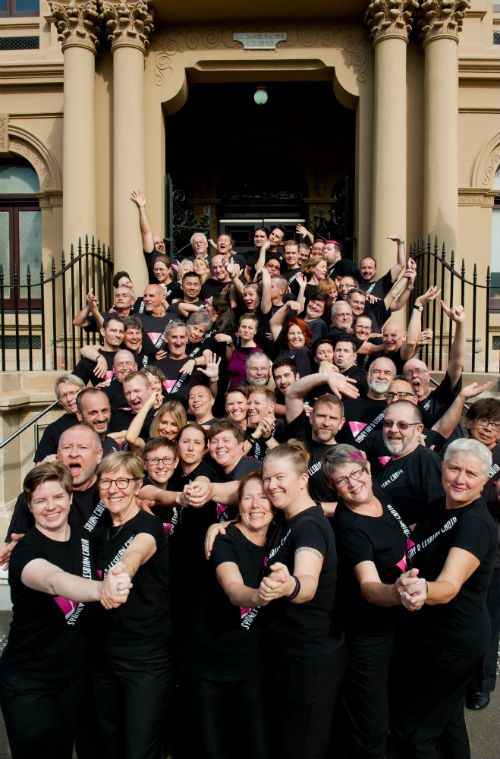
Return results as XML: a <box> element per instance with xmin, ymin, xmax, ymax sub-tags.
<box><xmin>114</xmin><ymin>362</ymin><xmax>136</xmax><ymax>369</ymax></box>
<box><xmin>145</xmin><ymin>456</ymin><xmax>176</xmax><ymax>466</ymax></box>
<box><xmin>58</xmin><ymin>390</ymin><xmax>79</xmax><ymax>401</ymax></box>
<box><xmin>382</xmin><ymin>420</ymin><xmax>421</xmax><ymax>431</ymax></box>
<box><xmin>99</xmin><ymin>478</ymin><xmax>139</xmax><ymax>490</ymax></box>
<box><xmin>384</xmin><ymin>391</ymin><xmax>417</xmax><ymax>401</ymax></box>
<box><xmin>475</xmin><ymin>419</ymin><xmax>500</xmax><ymax>431</ymax></box>
<box><xmin>403</xmin><ymin>368</ymin><xmax>428</xmax><ymax>378</ymax></box>
<box><xmin>332</xmin><ymin>466</ymin><xmax>366</xmax><ymax>489</ymax></box>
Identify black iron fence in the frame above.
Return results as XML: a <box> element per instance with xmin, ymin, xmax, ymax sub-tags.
<box><xmin>410</xmin><ymin>237</ymin><xmax>495</xmax><ymax>373</ymax></box>
<box><xmin>0</xmin><ymin>238</ymin><xmax>113</xmax><ymax>372</ymax></box>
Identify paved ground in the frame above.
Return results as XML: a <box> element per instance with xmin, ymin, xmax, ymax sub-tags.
<box><xmin>0</xmin><ymin>611</ymin><xmax>498</xmax><ymax>758</ymax></box>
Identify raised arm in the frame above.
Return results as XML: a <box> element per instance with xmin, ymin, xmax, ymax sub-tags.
<box><xmin>130</xmin><ymin>190</ymin><xmax>155</xmax><ymax>254</ymax></box>
<box><xmin>432</xmin><ymin>381</ymin><xmax>494</xmax><ymax>439</ymax></box>
<box><xmin>386</xmin><ymin>234</ymin><xmax>406</xmax><ymax>283</ymax></box>
<box><xmin>73</xmin><ymin>290</ymin><xmax>101</xmax><ymax>328</ymax></box>
<box><xmin>441</xmin><ymin>301</ymin><xmax>466</xmax><ymax>390</ymax></box>
<box><xmin>269</xmin><ymin>301</ymin><xmax>298</xmax><ymax>342</ymax></box>
<box><xmin>296</xmin><ymin>224</ymin><xmax>314</xmax><ymax>245</ymax></box>
<box><xmin>21</xmin><ymin>558</ymin><xmax>131</xmax><ymax>606</ymax></box>
<box><xmin>254</xmin><ymin>240</ymin><xmax>270</xmax><ymax>275</ymax></box>
<box><xmin>384</xmin><ymin>258</ymin><xmax>416</xmax><ymax>312</ymax></box>
<box><xmin>401</xmin><ymin>285</ymin><xmax>441</xmax><ymax>362</ymax></box>
<box><xmin>260</xmin><ymin>267</ymin><xmax>272</xmax><ymax>315</ymax></box>
<box><xmin>124</xmin><ymin>390</ymin><xmax>159</xmax><ymax>449</ymax></box>
<box><xmin>285</xmin><ymin>368</ymin><xmax>359</xmax><ymax>423</ymax></box>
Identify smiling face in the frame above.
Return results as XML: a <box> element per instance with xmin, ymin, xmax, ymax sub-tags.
<box><xmin>56</xmin><ymin>381</ymin><xmax>81</xmax><ymax>415</ymax></box>
<box><xmin>124</xmin><ymin>376</ymin><xmax>150</xmax><ymax>414</ymax></box>
<box><xmin>287</xmin><ymin>325</ymin><xmax>306</xmax><ymax>350</ymax></box>
<box><xmin>113</xmin><ymin>351</ymin><xmax>137</xmax><ymax>382</ymax></box>
<box><xmin>157</xmin><ymin>412</ymin><xmax>181</xmax><ymax>440</ymax></box>
<box><xmin>143</xmin><ymin>285</ymin><xmax>164</xmax><ymax>313</ymax></box>
<box><xmin>442</xmin><ymin>452</ymin><xmax>488</xmax><ymax>509</ymax></box>
<box><xmin>311</xmin><ymin>241</ymin><xmax>325</xmax><ymax>256</ymax></box>
<box><xmin>28</xmin><ymin>480</ymin><xmax>72</xmax><ymax>536</ymax></box>
<box><xmin>359</xmin><ymin>256</ymin><xmax>376</xmax><ymax>282</ymax></box>
<box><xmin>247</xmin><ymin>391</ymin><xmax>274</xmax><ymax>429</ymax></box>
<box><xmin>188</xmin><ymin>385</ymin><xmax>214</xmax><ymax>422</ymax></box>
<box><xmin>382</xmin><ymin>403</ymin><xmax>423</xmax><ymax>458</ymax></box>
<box><xmin>262</xmin><ymin>458</ymin><xmax>308</xmax><ymax>513</ymax></box>
<box><xmin>77</xmin><ymin>392</ymin><xmax>111</xmax><ymax>436</ymax></box>
<box><xmin>243</xmin><ymin>286</ymin><xmax>259</xmax><ymax>311</ymax></box>
<box><xmin>273</xmin><ymin>365</ymin><xmax>299</xmax><ymax>395</ymax></box>
<box><xmin>58</xmin><ymin>427</ymin><xmax>102</xmax><ymax>489</ymax></box>
<box><xmin>313</xmin><ymin>259</ymin><xmax>328</xmax><ymax>281</ymax></box>
<box><xmin>166</xmin><ymin>326</ymin><xmax>188</xmax><ymax>359</ymax></box>
<box><xmin>225</xmin><ymin>391</ymin><xmax>248</xmax><ymax>423</ymax></box>
<box><xmin>353</xmin><ymin>316</ymin><xmax>372</xmax><ymax>341</ymax></box>
<box><xmin>144</xmin><ymin>445</ymin><xmax>178</xmax><ymax>487</ymax></box>
<box><xmin>367</xmin><ymin>359</ymin><xmax>396</xmax><ymax>396</ymax></box>
<box><xmin>329</xmin><ymin>462</ymin><xmax>372</xmax><ymax>507</ymax></box>
<box><xmin>217</xmin><ymin>235</ymin><xmax>232</xmax><ymax>255</ymax></box>
<box><xmin>212</xmin><ymin>255</ymin><xmax>229</xmax><ymax>281</ymax></box>
<box><xmin>114</xmin><ymin>287</ymin><xmax>134</xmax><ymax>311</ymax></box>
<box><xmin>284</xmin><ymin>244</ymin><xmax>299</xmax><ymax>268</ymax></box>
<box><xmin>182</xmin><ymin>275</ymin><xmax>202</xmax><ymax>300</ymax></box>
<box><xmin>338</xmin><ymin>277</ymin><xmax>357</xmax><ymax>300</ymax></box>
<box><xmin>382</xmin><ymin>322</ymin><xmax>406</xmax><ymax>354</ymax></box>
<box><xmin>153</xmin><ymin>261</ymin><xmax>170</xmax><ymax>283</ymax></box>
<box><xmin>238</xmin><ymin>477</ymin><xmax>273</xmax><ymax>533</ymax></box>
<box><xmin>310</xmin><ymin>400</ymin><xmax>344</xmax><ymax>444</ymax></box>
<box><xmin>123</xmin><ymin>327</ymin><xmax>142</xmax><ymax>353</ymax></box>
<box><xmin>467</xmin><ymin>417</ymin><xmax>500</xmax><ymax>449</ymax></box>
<box><xmin>246</xmin><ymin>355</ymin><xmax>270</xmax><ymax>386</ymax></box>
<box><xmin>209</xmin><ymin>429</ymin><xmax>243</xmax><ymax>473</ymax></box>
<box><xmin>306</xmin><ymin>299</ymin><xmax>325</xmax><ymax>320</ymax></box>
<box><xmin>187</xmin><ymin>322</ymin><xmax>206</xmax><ymax>344</ymax></box>
<box><xmin>192</xmin><ymin>233</ymin><xmax>208</xmax><ymax>257</ymax></box>
<box><xmin>99</xmin><ymin>465</ymin><xmax>142</xmax><ymax>522</ymax></box>
<box><xmin>193</xmin><ymin>258</ymin><xmax>210</xmax><ymax>277</ymax></box>
<box><xmin>348</xmin><ymin>292</ymin><xmax>366</xmax><ymax>316</ymax></box>
<box><xmin>332</xmin><ymin>302</ymin><xmax>353</xmax><ymax>329</ymax></box>
<box><xmin>101</xmin><ymin>319</ymin><xmax>125</xmax><ymax>350</ymax></box>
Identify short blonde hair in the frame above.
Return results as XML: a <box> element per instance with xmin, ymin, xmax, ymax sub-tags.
<box><xmin>97</xmin><ymin>451</ymin><xmax>144</xmax><ymax>481</ymax></box>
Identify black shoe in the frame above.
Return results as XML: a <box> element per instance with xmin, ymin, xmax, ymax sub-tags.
<box><xmin>465</xmin><ymin>691</ymin><xmax>490</xmax><ymax>710</ymax></box>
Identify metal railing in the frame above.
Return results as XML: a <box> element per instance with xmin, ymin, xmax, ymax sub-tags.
<box><xmin>0</xmin><ymin>237</ymin><xmax>113</xmax><ymax>372</ymax></box>
<box><xmin>0</xmin><ymin>399</ymin><xmax>59</xmax><ymax>450</ymax></box>
<box><xmin>410</xmin><ymin>237</ymin><xmax>495</xmax><ymax>373</ymax></box>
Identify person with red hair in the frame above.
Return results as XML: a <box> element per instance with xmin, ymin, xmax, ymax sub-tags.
<box><xmin>270</xmin><ymin>305</ymin><xmax>314</xmax><ymax>377</ymax></box>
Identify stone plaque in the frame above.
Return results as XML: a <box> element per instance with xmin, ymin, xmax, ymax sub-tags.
<box><xmin>233</xmin><ymin>32</ymin><xmax>287</xmax><ymax>50</ymax></box>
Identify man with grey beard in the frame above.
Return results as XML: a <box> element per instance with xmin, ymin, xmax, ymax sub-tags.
<box><xmin>373</xmin><ymin>400</ymin><xmax>444</xmax><ymax>525</ymax></box>
<box><xmin>244</xmin><ymin>351</ymin><xmax>272</xmax><ymax>387</ymax></box>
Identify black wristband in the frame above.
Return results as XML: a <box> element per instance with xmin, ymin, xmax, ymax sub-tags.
<box><xmin>246</xmin><ymin>432</ymin><xmax>258</xmax><ymax>445</ymax></box>
<box><xmin>288</xmin><ymin>575</ymin><xmax>301</xmax><ymax>600</ymax></box>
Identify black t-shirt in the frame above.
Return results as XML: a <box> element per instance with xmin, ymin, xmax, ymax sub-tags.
<box><xmin>180</xmin><ymin>524</ymin><xmax>266</xmax><ymax>681</ymax></box>
<box><xmin>93</xmin><ymin>510</ymin><xmax>171</xmax><ymax>652</ymax></box>
<box><xmin>264</xmin><ymin>504</ymin><xmax>343</xmax><ymax>656</ymax></box>
<box><xmin>373</xmin><ymin>446</ymin><xmax>444</xmax><ymax>525</ymax></box>
<box><xmin>341</xmin><ymin>364</ymin><xmax>368</xmax><ymax>396</ymax></box>
<box><xmin>168</xmin><ymin>299</ymin><xmax>204</xmax><ymax>320</ymax></box>
<box><xmin>153</xmin><ymin>356</ymin><xmax>210</xmax><ymax>406</ymax></box>
<box><xmin>2</xmin><ymin>526</ymin><xmax>97</xmax><ymax>681</ymax></box>
<box><xmin>136</xmin><ymin>312</ymin><xmax>172</xmax><ymax>348</ymax></box>
<box><xmin>365</xmin><ymin>298</ymin><xmax>391</xmax><ymax>334</ymax></box>
<box><xmin>359</xmin><ymin>270</ymin><xmax>393</xmax><ymax>299</ymax></box>
<box><xmin>418</xmin><ymin>371</ymin><xmax>463</xmax><ymax>436</ymax></box>
<box><xmin>337</xmin><ymin>396</ymin><xmax>387</xmax><ymax>448</ymax></box>
<box><xmin>108</xmin><ymin>407</ymin><xmax>155</xmax><ymax>441</ymax></box>
<box><xmin>406</xmin><ymin>497</ymin><xmax>496</xmax><ymax>655</ymax></box>
<box><xmin>105</xmin><ymin>378</ymin><xmax>127</xmax><ymax>412</ymax></box>
<box><xmin>201</xmin><ymin>278</ymin><xmax>231</xmax><ymax>300</ymax></box>
<box><xmin>6</xmin><ymin>483</ymin><xmax>104</xmax><ymax>541</ymax></box>
<box><xmin>34</xmin><ymin>413</ymin><xmax>78</xmax><ymax>462</ymax></box>
<box><xmin>362</xmin><ymin>428</ymin><xmax>447</xmax><ymax>478</ymax></box>
<box><xmin>72</xmin><ymin>349</ymin><xmax>116</xmax><ymax>386</ymax></box>
<box><xmin>246</xmin><ymin>420</ymin><xmax>287</xmax><ymax>461</ymax></box>
<box><xmin>334</xmin><ymin>489</ymin><xmax>408</xmax><ymax>632</ymax></box>
<box><xmin>286</xmin><ymin>411</ymin><xmax>337</xmax><ymax>503</ymax></box>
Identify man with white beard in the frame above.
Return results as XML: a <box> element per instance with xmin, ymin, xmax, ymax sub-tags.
<box><xmin>373</xmin><ymin>400</ymin><xmax>444</xmax><ymax>525</ymax></box>
<box><xmin>337</xmin><ymin>357</ymin><xmax>396</xmax><ymax>448</ymax></box>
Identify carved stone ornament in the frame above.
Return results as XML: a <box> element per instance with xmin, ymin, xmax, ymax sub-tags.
<box><xmin>101</xmin><ymin>0</ymin><xmax>153</xmax><ymax>52</ymax></box>
<box><xmin>419</xmin><ymin>0</ymin><xmax>470</xmax><ymax>43</ymax></box>
<box><xmin>49</xmin><ymin>0</ymin><xmax>100</xmax><ymax>53</ymax></box>
<box><xmin>365</xmin><ymin>0</ymin><xmax>419</xmax><ymax>43</ymax></box>
<box><xmin>0</xmin><ymin>114</ymin><xmax>9</xmax><ymax>154</ymax></box>
<box><xmin>151</xmin><ymin>25</ymin><xmax>368</xmax><ymax>87</ymax></box>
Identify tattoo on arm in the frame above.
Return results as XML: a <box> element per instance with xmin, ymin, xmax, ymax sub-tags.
<box><xmin>295</xmin><ymin>546</ymin><xmax>324</xmax><ymax>561</ymax></box>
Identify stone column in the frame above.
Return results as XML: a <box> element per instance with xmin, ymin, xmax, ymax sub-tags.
<box><xmin>365</xmin><ymin>0</ymin><xmax>417</xmax><ymax>272</ymax></box>
<box><xmin>102</xmin><ymin>0</ymin><xmax>153</xmax><ymax>290</ymax></box>
<box><xmin>50</xmin><ymin>0</ymin><xmax>99</xmax><ymax>256</ymax></box>
<box><xmin>419</xmin><ymin>0</ymin><xmax>469</xmax><ymax>252</ymax></box>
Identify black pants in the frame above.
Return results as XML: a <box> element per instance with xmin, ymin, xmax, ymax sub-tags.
<box><xmin>94</xmin><ymin>647</ymin><xmax>173</xmax><ymax>759</ymax></box>
<box><xmin>340</xmin><ymin>629</ymin><xmax>394</xmax><ymax>759</ymax></box>
<box><xmin>268</xmin><ymin>645</ymin><xmax>346</xmax><ymax>759</ymax></box>
<box><xmin>0</xmin><ymin>665</ymin><xmax>83</xmax><ymax>759</ymax></box>
<box><xmin>180</xmin><ymin>672</ymin><xmax>270</xmax><ymax>759</ymax></box>
<box><xmin>468</xmin><ymin>566</ymin><xmax>500</xmax><ymax>694</ymax></box>
<box><xmin>390</xmin><ymin>644</ymin><xmax>479</xmax><ymax>759</ymax></box>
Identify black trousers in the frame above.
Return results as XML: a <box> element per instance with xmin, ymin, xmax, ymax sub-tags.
<box><xmin>94</xmin><ymin>646</ymin><xmax>173</xmax><ymax>759</ymax></box>
<box><xmin>0</xmin><ymin>665</ymin><xmax>84</xmax><ymax>759</ymax></box>
<box><xmin>468</xmin><ymin>566</ymin><xmax>500</xmax><ymax>694</ymax></box>
<box><xmin>179</xmin><ymin>672</ymin><xmax>270</xmax><ymax>759</ymax></box>
<box><xmin>340</xmin><ymin>629</ymin><xmax>394</xmax><ymax>759</ymax></box>
<box><xmin>268</xmin><ymin>645</ymin><xmax>346</xmax><ymax>759</ymax></box>
<box><xmin>390</xmin><ymin>644</ymin><xmax>479</xmax><ymax>759</ymax></box>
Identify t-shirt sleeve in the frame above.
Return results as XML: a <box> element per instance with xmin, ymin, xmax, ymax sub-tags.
<box><xmin>336</xmin><ymin>523</ymin><xmax>374</xmax><ymax>568</ymax></box>
<box><xmin>292</xmin><ymin>517</ymin><xmax>329</xmax><ymax>558</ymax></box>
<box><xmin>6</xmin><ymin>494</ymin><xmax>35</xmax><ymax>541</ymax></box>
<box><xmin>9</xmin><ymin>536</ymin><xmax>42</xmax><ymax>585</ymax></box>
<box><xmin>452</xmin><ymin>510</ymin><xmax>496</xmax><ymax>562</ymax></box>
<box><xmin>136</xmin><ymin>512</ymin><xmax>167</xmax><ymax>548</ymax></box>
<box><xmin>212</xmin><ymin>531</ymin><xmax>239</xmax><ymax>568</ymax></box>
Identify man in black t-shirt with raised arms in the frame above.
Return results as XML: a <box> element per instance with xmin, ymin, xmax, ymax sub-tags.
<box><xmin>2</xmin><ymin>424</ymin><xmax>104</xmax><ymax>565</ymax></box>
<box><xmin>403</xmin><ymin>300</ymin><xmax>466</xmax><ymax>435</ymax></box>
<box><xmin>358</xmin><ymin>234</ymin><xmax>406</xmax><ymax>298</ymax></box>
<box><xmin>130</xmin><ymin>189</ymin><xmax>168</xmax><ymax>283</ymax></box>
<box><xmin>285</xmin><ymin>368</ymin><xmax>360</xmax><ymax>511</ymax></box>
<box><xmin>372</xmin><ymin>401</ymin><xmax>444</xmax><ymax>525</ymax></box>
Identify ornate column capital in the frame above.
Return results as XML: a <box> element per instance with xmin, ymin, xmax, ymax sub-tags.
<box><xmin>101</xmin><ymin>0</ymin><xmax>154</xmax><ymax>53</ymax></box>
<box><xmin>49</xmin><ymin>0</ymin><xmax>100</xmax><ymax>54</ymax></box>
<box><xmin>365</xmin><ymin>0</ymin><xmax>419</xmax><ymax>44</ymax></box>
<box><xmin>419</xmin><ymin>0</ymin><xmax>470</xmax><ymax>45</ymax></box>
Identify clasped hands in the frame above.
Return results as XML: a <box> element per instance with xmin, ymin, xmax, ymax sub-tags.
<box><xmin>395</xmin><ymin>568</ymin><xmax>427</xmax><ymax>612</ymax></box>
<box><xmin>100</xmin><ymin>562</ymin><xmax>133</xmax><ymax>610</ymax></box>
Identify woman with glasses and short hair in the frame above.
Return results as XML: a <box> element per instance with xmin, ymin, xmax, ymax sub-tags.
<box><xmin>92</xmin><ymin>450</ymin><xmax>172</xmax><ymax>759</ymax></box>
<box><xmin>322</xmin><ymin>444</ymin><xmax>411</xmax><ymax>759</ymax></box>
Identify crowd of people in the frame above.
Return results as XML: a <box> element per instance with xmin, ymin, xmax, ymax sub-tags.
<box><xmin>0</xmin><ymin>195</ymin><xmax>499</xmax><ymax>759</ymax></box>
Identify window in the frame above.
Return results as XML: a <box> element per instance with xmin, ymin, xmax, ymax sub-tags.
<box><xmin>0</xmin><ymin>0</ymin><xmax>39</xmax><ymax>17</ymax></box>
<box><xmin>0</xmin><ymin>160</ymin><xmax>41</xmax><ymax>310</ymax></box>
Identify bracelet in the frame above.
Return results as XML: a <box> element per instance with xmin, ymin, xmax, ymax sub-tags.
<box><xmin>288</xmin><ymin>575</ymin><xmax>301</xmax><ymax>600</ymax></box>
<box><xmin>413</xmin><ymin>304</ymin><xmax>423</xmax><ymax>312</ymax></box>
<box><xmin>424</xmin><ymin>580</ymin><xmax>429</xmax><ymax>600</ymax></box>
<box><xmin>209</xmin><ymin>376</ymin><xmax>219</xmax><ymax>382</ymax></box>
<box><xmin>246</xmin><ymin>432</ymin><xmax>258</xmax><ymax>445</ymax></box>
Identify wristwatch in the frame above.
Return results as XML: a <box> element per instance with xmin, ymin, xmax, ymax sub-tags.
<box><xmin>413</xmin><ymin>304</ymin><xmax>424</xmax><ymax>312</ymax></box>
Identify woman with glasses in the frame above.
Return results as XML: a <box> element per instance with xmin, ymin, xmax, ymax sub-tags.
<box><xmin>322</xmin><ymin>444</ymin><xmax>410</xmax><ymax>759</ymax></box>
<box><xmin>0</xmin><ymin>462</ymin><xmax>131</xmax><ymax>759</ymax></box>
<box><xmin>464</xmin><ymin>398</ymin><xmax>500</xmax><ymax>710</ymax></box>
<box><xmin>392</xmin><ymin>438</ymin><xmax>496</xmax><ymax>758</ymax></box>
<box><xmin>93</xmin><ymin>451</ymin><xmax>172</xmax><ymax>759</ymax></box>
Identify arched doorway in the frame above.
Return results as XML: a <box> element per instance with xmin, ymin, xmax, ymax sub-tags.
<box><xmin>165</xmin><ymin>80</ymin><xmax>355</xmax><ymax>251</ymax></box>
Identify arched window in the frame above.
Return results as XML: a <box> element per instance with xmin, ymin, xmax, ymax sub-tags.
<box><xmin>0</xmin><ymin>158</ymin><xmax>41</xmax><ymax>309</ymax></box>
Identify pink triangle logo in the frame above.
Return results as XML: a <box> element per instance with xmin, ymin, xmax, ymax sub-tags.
<box><xmin>349</xmin><ymin>421</ymin><xmax>368</xmax><ymax>437</ymax></box>
<box><xmin>378</xmin><ymin>456</ymin><xmax>391</xmax><ymax>467</ymax></box>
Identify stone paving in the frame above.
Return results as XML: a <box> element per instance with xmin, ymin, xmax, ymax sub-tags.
<box><xmin>0</xmin><ymin>612</ymin><xmax>498</xmax><ymax>759</ymax></box>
